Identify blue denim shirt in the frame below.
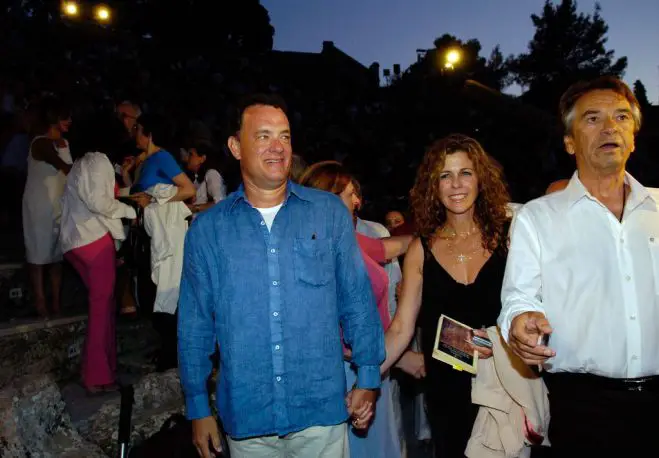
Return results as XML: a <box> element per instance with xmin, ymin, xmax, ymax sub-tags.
<box><xmin>178</xmin><ymin>181</ymin><xmax>385</xmax><ymax>439</ymax></box>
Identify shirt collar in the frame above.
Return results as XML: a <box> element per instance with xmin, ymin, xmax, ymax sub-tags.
<box><xmin>565</xmin><ymin>170</ymin><xmax>655</xmax><ymax>210</ymax></box>
<box><xmin>228</xmin><ymin>180</ymin><xmax>312</xmax><ymax>211</ymax></box>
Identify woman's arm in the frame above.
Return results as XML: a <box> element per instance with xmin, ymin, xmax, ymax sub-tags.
<box><xmin>167</xmin><ymin>172</ymin><xmax>196</xmax><ymax>202</ymax></box>
<box><xmin>381</xmin><ymin>237</ymin><xmax>425</xmax><ymax>373</ymax></box>
<box><xmin>381</xmin><ymin>234</ymin><xmax>413</xmax><ymax>261</ymax></box>
<box><xmin>31</xmin><ymin>138</ymin><xmax>71</xmax><ymax>174</ymax></box>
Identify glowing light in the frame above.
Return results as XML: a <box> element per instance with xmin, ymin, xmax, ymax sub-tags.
<box><xmin>445</xmin><ymin>49</ymin><xmax>462</xmax><ymax>66</ymax></box>
<box><xmin>62</xmin><ymin>2</ymin><xmax>79</xmax><ymax>16</ymax></box>
<box><xmin>95</xmin><ymin>5</ymin><xmax>111</xmax><ymax>22</ymax></box>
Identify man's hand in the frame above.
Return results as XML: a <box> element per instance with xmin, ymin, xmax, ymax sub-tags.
<box><xmin>345</xmin><ymin>388</ymin><xmax>377</xmax><ymax>430</ymax></box>
<box><xmin>509</xmin><ymin>312</ymin><xmax>555</xmax><ymax>365</ymax></box>
<box><xmin>396</xmin><ymin>351</ymin><xmax>426</xmax><ymax>378</ymax></box>
<box><xmin>192</xmin><ymin>416</ymin><xmax>222</xmax><ymax>458</ymax></box>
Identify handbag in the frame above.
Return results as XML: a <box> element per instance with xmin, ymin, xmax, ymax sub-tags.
<box><xmin>128</xmin><ymin>414</ymin><xmax>203</xmax><ymax>458</ymax></box>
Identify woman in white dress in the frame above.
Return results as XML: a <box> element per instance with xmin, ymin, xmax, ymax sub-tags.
<box><xmin>22</xmin><ymin>97</ymin><xmax>73</xmax><ymax>318</ymax></box>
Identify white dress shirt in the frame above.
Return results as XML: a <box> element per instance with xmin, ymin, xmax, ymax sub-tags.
<box><xmin>60</xmin><ymin>152</ymin><xmax>137</xmax><ymax>253</ymax></box>
<box><xmin>499</xmin><ymin>171</ymin><xmax>659</xmax><ymax>379</ymax></box>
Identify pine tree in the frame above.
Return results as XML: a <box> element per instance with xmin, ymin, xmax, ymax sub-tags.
<box><xmin>510</xmin><ymin>0</ymin><xmax>627</xmax><ymax>111</ymax></box>
<box><xmin>633</xmin><ymin>80</ymin><xmax>651</xmax><ymax>108</ymax></box>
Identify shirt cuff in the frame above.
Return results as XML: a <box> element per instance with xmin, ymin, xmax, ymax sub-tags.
<box><xmin>185</xmin><ymin>393</ymin><xmax>212</xmax><ymax>420</ymax></box>
<box><xmin>498</xmin><ymin>304</ymin><xmax>544</xmax><ymax>344</ymax></box>
<box><xmin>355</xmin><ymin>365</ymin><xmax>381</xmax><ymax>390</ymax></box>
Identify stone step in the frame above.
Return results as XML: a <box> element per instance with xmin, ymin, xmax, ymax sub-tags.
<box><xmin>74</xmin><ymin>370</ymin><xmax>185</xmax><ymax>457</ymax></box>
<box><xmin>0</xmin><ymin>260</ymin><xmax>90</xmax><ymax>323</ymax></box>
<box><xmin>0</xmin><ymin>373</ymin><xmax>107</xmax><ymax>458</ymax></box>
<box><xmin>0</xmin><ymin>316</ymin><xmax>158</xmax><ymax>389</ymax></box>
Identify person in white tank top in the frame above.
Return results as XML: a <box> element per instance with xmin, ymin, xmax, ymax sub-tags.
<box><xmin>22</xmin><ymin>96</ymin><xmax>73</xmax><ymax>319</ymax></box>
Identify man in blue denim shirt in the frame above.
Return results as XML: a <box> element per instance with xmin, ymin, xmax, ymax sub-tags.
<box><xmin>179</xmin><ymin>94</ymin><xmax>385</xmax><ymax>458</ymax></box>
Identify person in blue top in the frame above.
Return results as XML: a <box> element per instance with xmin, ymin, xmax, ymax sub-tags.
<box><xmin>121</xmin><ymin>113</ymin><xmax>195</xmax><ymax>208</ymax></box>
<box><xmin>121</xmin><ymin>113</ymin><xmax>195</xmax><ymax>372</ymax></box>
<box><xmin>178</xmin><ymin>94</ymin><xmax>385</xmax><ymax>458</ymax></box>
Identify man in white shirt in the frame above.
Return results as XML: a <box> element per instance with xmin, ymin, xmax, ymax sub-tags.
<box><xmin>499</xmin><ymin>76</ymin><xmax>659</xmax><ymax>455</ymax></box>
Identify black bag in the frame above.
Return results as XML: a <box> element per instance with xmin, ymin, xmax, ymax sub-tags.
<box><xmin>128</xmin><ymin>414</ymin><xmax>202</xmax><ymax>458</ymax></box>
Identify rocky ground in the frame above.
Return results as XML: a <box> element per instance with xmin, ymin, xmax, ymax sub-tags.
<box><xmin>0</xmin><ymin>316</ymin><xmax>189</xmax><ymax>457</ymax></box>
<box><xmin>0</xmin><ymin>313</ymin><xmax>438</xmax><ymax>458</ymax></box>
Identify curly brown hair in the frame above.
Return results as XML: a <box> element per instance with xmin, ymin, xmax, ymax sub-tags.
<box><xmin>409</xmin><ymin>134</ymin><xmax>510</xmax><ymax>253</ymax></box>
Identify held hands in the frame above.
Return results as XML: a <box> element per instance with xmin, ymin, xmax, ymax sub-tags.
<box><xmin>509</xmin><ymin>312</ymin><xmax>555</xmax><ymax>365</ymax></box>
<box><xmin>345</xmin><ymin>388</ymin><xmax>377</xmax><ymax>430</ymax></box>
<box><xmin>191</xmin><ymin>416</ymin><xmax>222</xmax><ymax>458</ymax></box>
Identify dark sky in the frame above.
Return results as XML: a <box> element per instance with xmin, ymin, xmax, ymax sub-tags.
<box><xmin>262</xmin><ymin>0</ymin><xmax>659</xmax><ymax>104</ymax></box>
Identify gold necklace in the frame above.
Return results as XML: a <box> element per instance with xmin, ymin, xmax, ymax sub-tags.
<box><xmin>438</xmin><ymin>225</ymin><xmax>482</xmax><ymax>264</ymax></box>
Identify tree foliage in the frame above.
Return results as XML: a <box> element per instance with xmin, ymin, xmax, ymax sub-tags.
<box><xmin>509</xmin><ymin>0</ymin><xmax>627</xmax><ymax>111</ymax></box>
<box><xmin>633</xmin><ymin>80</ymin><xmax>651</xmax><ymax>108</ymax></box>
<box><xmin>400</xmin><ymin>33</ymin><xmax>511</xmax><ymax>91</ymax></box>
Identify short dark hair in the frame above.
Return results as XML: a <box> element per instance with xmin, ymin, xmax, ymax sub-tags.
<box><xmin>136</xmin><ymin>113</ymin><xmax>173</xmax><ymax>148</ymax></box>
<box><xmin>190</xmin><ymin>143</ymin><xmax>223</xmax><ymax>176</ymax></box>
<box><xmin>231</xmin><ymin>93</ymin><xmax>288</xmax><ymax>135</ymax></box>
<box><xmin>559</xmin><ymin>76</ymin><xmax>642</xmax><ymax>134</ymax></box>
<box><xmin>34</xmin><ymin>95</ymin><xmax>71</xmax><ymax>134</ymax></box>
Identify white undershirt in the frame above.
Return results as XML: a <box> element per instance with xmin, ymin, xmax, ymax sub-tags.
<box><xmin>255</xmin><ymin>203</ymin><xmax>283</xmax><ymax>232</ymax></box>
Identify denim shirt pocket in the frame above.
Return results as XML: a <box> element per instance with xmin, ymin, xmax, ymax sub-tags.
<box><xmin>293</xmin><ymin>237</ymin><xmax>333</xmax><ymax>286</ymax></box>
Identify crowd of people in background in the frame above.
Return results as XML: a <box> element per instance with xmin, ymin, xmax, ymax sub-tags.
<box><xmin>1</xmin><ymin>74</ymin><xmax>657</xmax><ymax>458</ymax></box>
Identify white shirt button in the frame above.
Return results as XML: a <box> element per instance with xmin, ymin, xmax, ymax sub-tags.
<box><xmin>270</xmin><ymin>248</ymin><xmax>276</xmax><ymax>254</ymax></box>
<box><xmin>625</xmin><ymin>275</ymin><xmax>631</xmax><ymax>281</ymax></box>
<box><xmin>276</xmin><ymin>376</ymin><xmax>282</xmax><ymax>382</ymax></box>
<box><xmin>272</xmin><ymin>281</ymin><xmax>279</xmax><ymax>286</ymax></box>
<box><xmin>275</xmin><ymin>345</ymin><xmax>280</xmax><ymax>350</ymax></box>
<box><xmin>630</xmin><ymin>314</ymin><xmax>637</xmax><ymax>320</ymax></box>
<box><xmin>651</xmin><ymin>237</ymin><xmax>655</xmax><ymax>243</ymax></box>
<box><xmin>273</xmin><ymin>312</ymin><xmax>279</xmax><ymax>317</ymax></box>
<box><xmin>260</xmin><ymin>221</ymin><xmax>266</xmax><ymax>226</ymax></box>
<box><xmin>631</xmin><ymin>355</ymin><xmax>638</xmax><ymax>361</ymax></box>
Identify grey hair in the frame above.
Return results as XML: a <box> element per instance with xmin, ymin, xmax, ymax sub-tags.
<box><xmin>117</xmin><ymin>100</ymin><xmax>142</xmax><ymax>117</ymax></box>
<box><xmin>562</xmin><ymin>100</ymin><xmax>642</xmax><ymax>134</ymax></box>
<box><xmin>559</xmin><ymin>76</ymin><xmax>643</xmax><ymax>134</ymax></box>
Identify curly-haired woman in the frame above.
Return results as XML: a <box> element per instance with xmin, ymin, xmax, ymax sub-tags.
<box><xmin>381</xmin><ymin>134</ymin><xmax>512</xmax><ymax>457</ymax></box>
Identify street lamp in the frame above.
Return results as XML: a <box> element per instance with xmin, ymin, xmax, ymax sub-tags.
<box><xmin>444</xmin><ymin>48</ymin><xmax>462</xmax><ymax>70</ymax></box>
<box><xmin>62</xmin><ymin>1</ymin><xmax>79</xmax><ymax>17</ymax></box>
<box><xmin>94</xmin><ymin>5</ymin><xmax>111</xmax><ymax>23</ymax></box>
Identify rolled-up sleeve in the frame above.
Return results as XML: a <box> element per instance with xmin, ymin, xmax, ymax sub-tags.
<box><xmin>498</xmin><ymin>206</ymin><xmax>546</xmax><ymax>342</ymax></box>
<box><xmin>178</xmin><ymin>218</ymin><xmax>217</xmax><ymax>419</ymax></box>
<box><xmin>334</xmin><ymin>203</ymin><xmax>385</xmax><ymax>389</ymax></box>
